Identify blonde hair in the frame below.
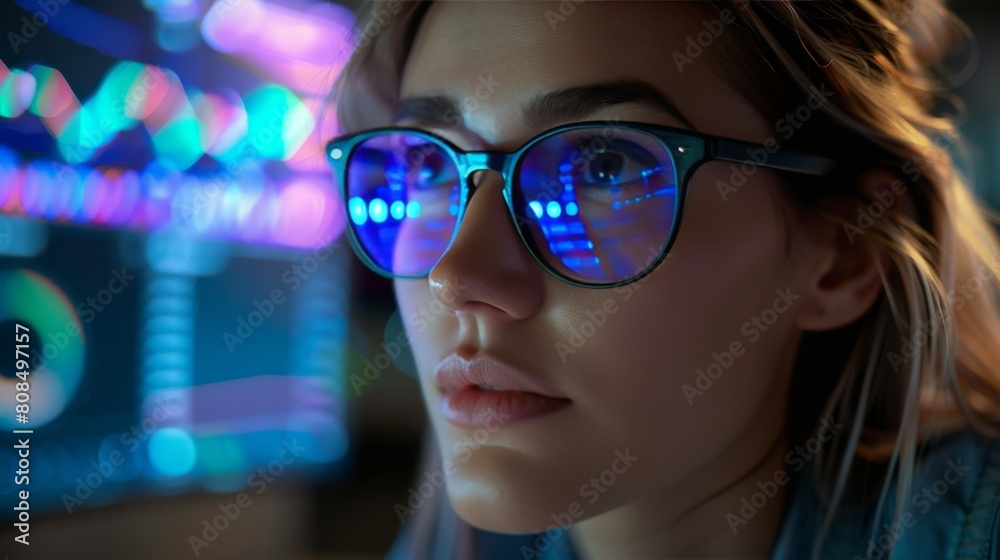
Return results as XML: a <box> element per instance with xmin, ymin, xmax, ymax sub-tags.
<box><xmin>714</xmin><ymin>1</ymin><xmax>1000</xmax><ymax>555</ymax></box>
<box><xmin>329</xmin><ymin>1</ymin><xmax>1000</xmax><ymax>557</ymax></box>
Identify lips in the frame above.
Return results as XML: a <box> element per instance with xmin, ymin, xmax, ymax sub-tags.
<box><xmin>433</xmin><ymin>353</ymin><xmax>570</xmax><ymax>429</ymax></box>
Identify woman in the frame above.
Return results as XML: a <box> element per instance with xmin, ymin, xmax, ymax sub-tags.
<box><xmin>327</xmin><ymin>1</ymin><xmax>1000</xmax><ymax>558</ymax></box>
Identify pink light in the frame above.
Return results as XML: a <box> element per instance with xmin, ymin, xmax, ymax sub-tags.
<box><xmin>201</xmin><ymin>0</ymin><xmax>355</xmax><ymax>95</ymax></box>
<box><xmin>193</xmin><ymin>90</ymin><xmax>248</xmax><ymax>155</ymax></box>
<box><xmin>270</xmin><ymin>177</ymin><xmax>339</xmax><ymax>247</ymax></box>
<box><xmin>28</xmin><ymin>66</ymin><xmax>81</xmax><ymax>138</ymax></box>
<box><xmin>1</xmin><ymin>168</ymin><xmax>23</xmax><ymax>215</ymax></box>
<box><xmin>127</xmin><ymin>66</ymin><xmax>174</xmax><ymax>122</ymax></box>
<box><xmin>109</xmin><ymin>169</ymin><xmax>142</xmax><ymax>227</ymax></box>
<box><xmin>285</xmin><ymin>95</ymin><xmax>338</xmax><ymax>175</ymax></box>
<box><xmin>0</xmin><ymin>147</ymin><xmax>20</xmax><ymax>209</ymax></box>
<box><xmin>28</xmin><ymin>66</ymin><xmax>77</xmax><ymax>118</ymax></box>
<box><xmin>136</xmin><ymin>67</ymin><xmax>188</xmax><ymax>131</ymax></box>
<box><xmin>81</xmin><ymin>168</ymin><xmax>109</xmax><ymax>224</ymax></box>
<box><xmin>98</xmin><ymin>169</ymin><xmax>126</xmax><ymax>225</ymax></box>
<box><xmin>201</xmin><ymin>0</ymin><xmax>268</xmax><ymax>53</ymax></box>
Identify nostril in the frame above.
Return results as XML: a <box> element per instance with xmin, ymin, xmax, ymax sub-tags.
<box><xmin>469</xmin><ymin>170</ymin><xmax>484</xmax><ymax>189</ymax></box>
<box><xmin>467</xmin><ymin>169</ymin><xmax>504</xmax><ymax>200</ymax></box>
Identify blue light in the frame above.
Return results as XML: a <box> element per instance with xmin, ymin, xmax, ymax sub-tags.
<box><xmin>528</xmin><ymin>201</ymin><xmax>543</xmax><ymax>219</ymax></box>
<box><xmin>546</xmin><ymin>201</ymin><xmax>562</xmax><ymax>218</ymax></box>
<box><xmin>390</xmin><ymin>200</ymin><xmax>405</xmax><ymax>220</ymax></box>
<box><xmin>348</xmin><ymin>197</ymin><xmax>368</xmax><ymax>225</ymax></box>
<box><xmin>148</xmin><ymin>428</ymin><xmax>197</xmax><ymax>477</ymax></box>
<box><xmin>449</xmin><ymin>203</ymin><xmax>459</xmax><ymax>216</ymax></box>
<box><xmin>406</xmin><ymin>200</ymin><xmax>421</xmax><ymax>218</ymax></box>
<box><xmin>369</xmin><ymin>198</ymin><xmax>388</xmax><ymax>223</ymax></box>
<box><xmin>566</xmin><ymin>202</ymin><xmax>578</xmax><ymax>216</ymax></box>
<box><xmin>612</xmin><ymin>201</ymin><xmax>622</xmax><ymax>210</ymax></box>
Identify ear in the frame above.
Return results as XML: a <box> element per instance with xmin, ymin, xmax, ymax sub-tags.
<box><xmin>794</xmin><ymin>168</ymin><xmax>902</xmax><ymax>331</ymax></box>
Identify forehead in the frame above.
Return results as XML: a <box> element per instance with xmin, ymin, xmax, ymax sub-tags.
<box><xmin>399</xmin><ymin>0</ymin><xmax>771</xmax><ymax>145</ymax></box>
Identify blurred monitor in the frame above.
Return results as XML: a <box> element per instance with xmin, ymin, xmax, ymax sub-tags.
<box><xmin>0</xmin><ymin>0</ymin><xmax>357</xmax><ymax>517</ymax></box>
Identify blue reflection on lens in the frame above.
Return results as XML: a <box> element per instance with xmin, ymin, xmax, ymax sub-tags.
<box><xmin>349</xmin><ymin>197</ymin><xmax>368</xmax><ymax>225</ymax></box>
<box><xmin>369</xmin><ymin>198</ymin><xmax>388</xmax><ymax>223</ymax></box>
<box><xmin>528</xmin><ymin>201</ymin><xmax>543</xmax><ymax>219</ymax></box>
<box><xmin>546</xmin><ymin>201</ymin><xmax>561</xmax><ymax>218</ymax></box>
<box><xmin>406</xmin><ymin>200</ymin><xmax>421</xmax><ymax>218</ymax></box>
<box><xmin>449</xmin><ymin>203</ymin><xmax>458</xmax><ymax>216</ymax></box>
<box><xmin>390</xmin><ymin>200</ymin><xmax>405</xmax><ymax>220</ymax></box>
<box><xmin>566</xmin><ymin>202</ymin><xmax>578</xmax><ymax>216</ymax></box>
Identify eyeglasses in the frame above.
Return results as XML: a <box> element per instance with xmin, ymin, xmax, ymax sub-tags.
<box><xmin>325</xmin><ymin>120</ymin><xmax>838</xmax><ymax>288</ymax></box>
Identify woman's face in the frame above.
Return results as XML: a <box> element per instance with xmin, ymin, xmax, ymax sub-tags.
<box><xmin>394</xmin><ymin>0</ymin><xmax>818</xmax><ymax>534</ymax></box>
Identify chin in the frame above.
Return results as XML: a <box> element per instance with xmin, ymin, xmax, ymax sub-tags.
<box><xmin>441</xmin><ymin>450</ymin><xmax>591</xmax><ymax>535</ymax></box>
<box><xmin>447</xmin><ymin>486</ymin><xmax>555</xmax><ymax>534</ymax></box>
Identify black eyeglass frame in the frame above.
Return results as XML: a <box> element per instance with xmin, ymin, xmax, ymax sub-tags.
<box><xmin>325</xmin><ymin>120</ymin><xmax>839</xmax><ymax>289</ymax></box>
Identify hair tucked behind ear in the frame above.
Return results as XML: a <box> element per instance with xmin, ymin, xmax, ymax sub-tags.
<box><xmin>329</xmin><ymin>1</ymin><xmax>1000</xmax><ymax>558</ymax></box>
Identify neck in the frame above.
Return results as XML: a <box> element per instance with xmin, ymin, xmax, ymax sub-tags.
<box><xmin>568</xmin><ymin>417</ymin><xmax>792</xmax><ymax>559</ymax></box>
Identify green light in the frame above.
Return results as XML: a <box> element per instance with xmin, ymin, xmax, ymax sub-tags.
<box><xmin>239</xmin><ymin>85</ymin><xmax>314</xmax><ymax>161</ymax></box>
<box><xmin>0</xmin><ymin>69</ymin><xmax>36</xmax><ymax>119</ymax></box>
<box><xmin>152</xmin><ymin>110</ymin><xmax>204</xmax><ymax>171</ymax></box>
<box><xmin>90</xmin><ymin>61</ymin><xmax>145</xmax><ymax>134</ymax></box>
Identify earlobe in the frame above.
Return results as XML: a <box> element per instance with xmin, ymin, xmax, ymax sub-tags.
<box><xmin>794</xmin><ymin>167</ymin><xmax>901</xmax><ymax>332</ymax></box>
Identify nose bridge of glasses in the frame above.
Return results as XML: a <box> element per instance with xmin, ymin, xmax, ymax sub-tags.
<box><xmin>461</xmin><ymin>151</ymin><xmax>510</xmax><ymax>176</ymax></box>
<box><xmin>458</xmin><ymin>151</ymin><xmax>513</xmax><ymax>201</ymax></box>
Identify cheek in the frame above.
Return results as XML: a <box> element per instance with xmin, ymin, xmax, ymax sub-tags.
<box><xmin>555</xmin><ymin>167</ymin><xmax>800</xmax><ymax>480</ymax></box>
<box><xmin>394</xmin><ymin>281</ymin><xmax>452</xmax><ymax>376</ymax></box>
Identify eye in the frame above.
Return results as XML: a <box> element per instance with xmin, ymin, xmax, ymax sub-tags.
<box><xmin>575</xmin><ymin>139</ymin><xmax>662</xmax><ymax>187</ymax></box>
<box><xmin>400</xmin><ymin>144</ymin><xmax>456</xmax><ymax>191</ymax></box>
<box><xmin>588</xmin><ymin>152</ymin><xmax>626</xmax><ymax>183</ymax></box>
<box><xmin>414</xmin><ymin>149</ymin><xmax>447</xmax><ymax>182</ymax></box>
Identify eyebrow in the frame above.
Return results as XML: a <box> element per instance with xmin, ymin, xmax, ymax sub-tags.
<box><xmin>393</xmin><ymin>78</ymin><xmax>696</xmax><ymax>132</ymax></box>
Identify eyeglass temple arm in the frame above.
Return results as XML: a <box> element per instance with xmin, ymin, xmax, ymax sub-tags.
<box><xmin>710</xmin><ymin>137</ymin><xmax>838</xmax><ymax>176</ymax></box>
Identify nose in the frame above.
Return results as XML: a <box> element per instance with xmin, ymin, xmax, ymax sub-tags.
<box><xmin>427</xmin><ymin>170</ymin><xmax>544</xmax><ymax>321</ymax></box>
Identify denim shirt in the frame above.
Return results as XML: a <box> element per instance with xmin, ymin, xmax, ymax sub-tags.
<box><xmin>390</xmin><ymin>429</ymin><xmax>1000</xmax><ymax>559</ymax></box>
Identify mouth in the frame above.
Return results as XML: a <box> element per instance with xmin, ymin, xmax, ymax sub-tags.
<box><xmin>433</xmin><ymin>353</ymin><xmax>570</xmax><ymax>430</ymax></box>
